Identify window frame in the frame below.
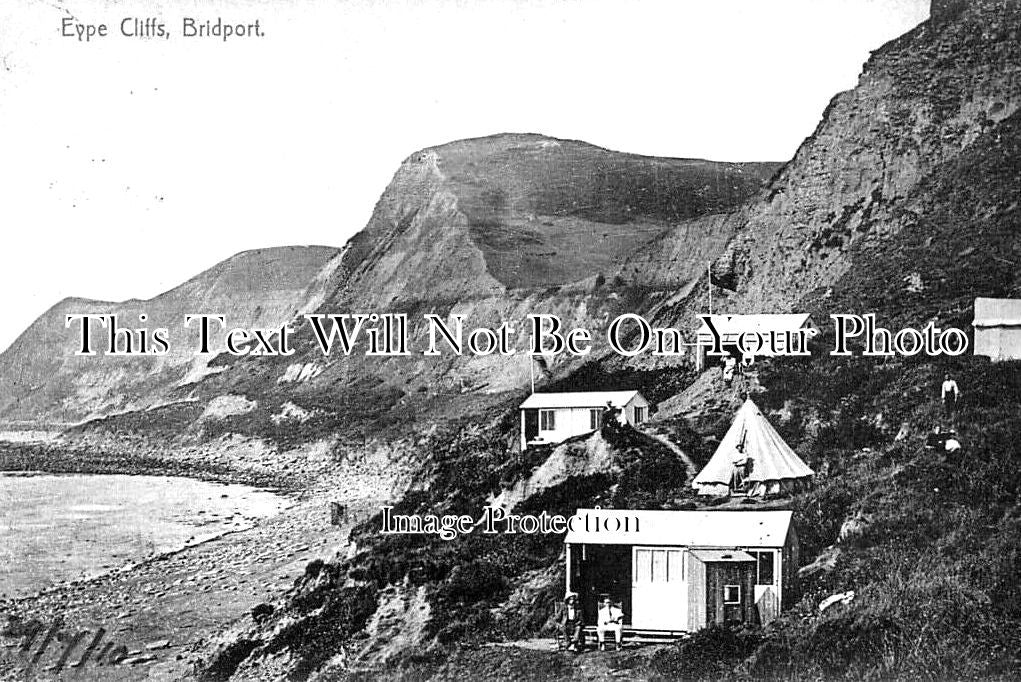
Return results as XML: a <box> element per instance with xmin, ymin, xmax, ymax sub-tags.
<box><xmin>666</xmin><ymin>549</ymin><xmax>684</xmax><ymax>582</ymax></box>
<box><xmin>723</xmin><ymin>584</ymin><xmax>741</xmax><ymax>604</ymax></box>
<box><xmin>589</xmin><ymin>408</ymin><xmax>602</xmax><ymax>430</ymax></box>
<box><xmin>539</xmin><ymin>409</ymin><xmax>556</xmax><ymax>431</ymax></box>
<box><xmin>633</xmin><ymin>547</ymin><xmax>685</xmax><ymax>584</ymax></box>
<box><xmin>752</xmin><ymin>550</ymin><xmax>775</xmax><ymax>586</ymax></box>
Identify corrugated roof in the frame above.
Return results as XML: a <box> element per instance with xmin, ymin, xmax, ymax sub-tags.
<box><xmin>695</xmin><ymin>314</ymin><xmax>816</xmax><ymax>339</ymax></box>
<box><xmin>690</xmin><ymin>549</ymin><xmax>756</xmax><ymax>563</ymax></box>
<box><xmin>564</xmin><ymin>509</ymin><xmax>792</xmax><ymax>547</ymax></box>
<box><xmin>973</xmin><ymin>297</ymin><xmax>1021</xmax><ymax>327</ymax></box>
<box><xmin>520</xmin><ymin>390</ymin><xmax>642</xmax><ymax>410</ymax></box>
<box><xmin>692</xmin><ymin>399</ymin><xmax>814</xmax><ymax>488</ymax></box>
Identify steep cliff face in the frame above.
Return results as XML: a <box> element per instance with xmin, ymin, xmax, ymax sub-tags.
<box><xmin>618</xmin><ymin>0</ymin><xmax>1020</xmax><ymax>329</ymax></box>
<box><xmin>176</xmin><ymin>136</ymin><xmax>775</xmax><ymax>441</ymax></box>
<box><xmin>283</xmin><ymin>134</ymin><xmax>775</xmax><ymax>396</ymax></box>
<box><xmin>329</xmin><ymin>133</ymin><xmax>775</xmax><ymax>309</ymax></box>
<box><xmin>0</xmin><ymin>246</ymin><xmax>339</xmax><ymax>423</ymax></box>
<box><xmin>0</xmin><ymin>135</ymin><xmax>774</xmax><ymax>430</ymax></box>
<box><xmin>700</xmin><ymin>0</ymin><xmax>1021</xmax><ymax>315</ymax></box>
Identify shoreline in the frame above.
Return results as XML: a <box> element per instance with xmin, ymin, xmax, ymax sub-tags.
<box><xmin>0</xmin><ymin>491</ymin><xmax>360</xmax><ymax>680</ymax></box>
<box><xmin>0</xmin><ymin>471</ymin><xmax>295</xmax><ymax>603</ymax></box>
<box><xmin>2</xmin><ymin>510</ymin><xmax>277</xmax><ymax>607</ymax></box>
<box><xmin>0</xmin><ymin>439</ymin><xmax>306</xmax><ymax>493</ymax></box>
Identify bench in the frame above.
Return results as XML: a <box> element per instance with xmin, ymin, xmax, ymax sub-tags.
<box><xmin>557</xmin><ymin>627</ymin><xmax>688</xmax><ymax>650</ymax></box>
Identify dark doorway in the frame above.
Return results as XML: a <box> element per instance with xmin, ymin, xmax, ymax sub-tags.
<box><xmin>523</xmin><ymin>409</ymin><xmax>539</xmax><ymax>443</ymax></box>
<box><xmin>571</xmin><ymin>544</ymin><xmax>633</xmax><ymax>626</ymax></box>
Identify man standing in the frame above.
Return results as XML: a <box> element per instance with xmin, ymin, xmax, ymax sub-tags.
<box><xmin>722</xmin><ymin>353</ymin><xmax>736</xmax><ymax>385</ymax></box>
<box><xmin>602</xmin><ymin>402</ymin><xmax>621</xmax><ymax>433</ymax></box>
<box><xmin>941</xmin><ymin>373</ymin><xmax>961</xmax><ymax>419</ymax></box>
<box><xmin>596</xmin><ymin>596</ymin><xmax>624</xmax><ymax>651</ymax></box>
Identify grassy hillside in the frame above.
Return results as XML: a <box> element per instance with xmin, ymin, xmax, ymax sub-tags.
<box><xmin>200</xmin><ymin>343</ymin><xmax>1021</xmax><ymax>681</ymax></box>
<box><xmin>200</xmin><ymin>406</ymin><xmax>689</xmax><ymax>679</ymax></box>
<box><xmin>198</xmin><ymin>11</ymin><xmax>1021</xmax><ymax>678</ymax></box>
<box><xmin>708</xmin><ymin>351</ymin><xmax>1020</xmax><ymax>681</ymax></box>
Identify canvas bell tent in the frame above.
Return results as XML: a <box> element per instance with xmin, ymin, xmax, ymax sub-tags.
<box><xmin>692</xmin><ymin>398</ymin><xmax>814</xmax><ymax>496</ymax></box>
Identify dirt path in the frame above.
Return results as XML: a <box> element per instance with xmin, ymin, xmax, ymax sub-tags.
<box><xmin>638</xmin><ymin>429</ymin><xmax>697</xmax><ymax>480</ymax></box>
<box><xmin>422</xmin><ymin>640</ymin><xmax>671</xmax><ymax>682</ymax></box>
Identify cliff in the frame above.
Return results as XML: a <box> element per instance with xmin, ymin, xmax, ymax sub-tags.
<box><xmin>698</xmin><ymin>0</ymin><xmax>1021</xmax><ymax>319</ymax></box>
<box><xmin>0</xmin><ymin>246</ymin><xmax>339</xmax><ymax>423</ymax></box>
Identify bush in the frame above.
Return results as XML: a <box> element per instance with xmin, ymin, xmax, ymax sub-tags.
<box><xmin>262</xmin><ymin>584</ymin><xmax>378</xmax><ymax>678</ymax></box>
<box><xmin>435</xmin><ymin>606</ymin><xmax>495</xmax><ymax>645</ymax></box>
<box><xmin>650</xmin><ymin>625</ymin><xmax>760</xmax><ymax>681</ymax></box>
<box><xmin>435</xmin><ymin>560</ymin><xmax>508</xmax><ymax>606</ymax></box>
<box><xmin>250</xmin><ymin>603</ymin><xmax>274</xmax><ymax>623</ymax></box>
<box><xmin>304</xmin><ymin>559</ymin><xmax>325</xmax><ymax>578</ymax></box>
<box><xmin>200</xmin><ymin>639</ymin><xmax>259</xmax><ymax>681</ymax></box>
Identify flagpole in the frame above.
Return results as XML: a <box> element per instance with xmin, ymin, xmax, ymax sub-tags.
<box><xmin>529</xmin><ymin>355</ymin><xmax>535</xmax><ymax>394</ymax></box>
<box><xmin>707</xmin><ymin>261</ymin><xmax>713</xmax><ymax>315</ymax></box>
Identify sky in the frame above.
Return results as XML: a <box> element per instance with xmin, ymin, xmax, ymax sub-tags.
<box><xmin>0</xmin><ymin>0</ymin><xmax>929</xmax><ymax>354</ymax></box>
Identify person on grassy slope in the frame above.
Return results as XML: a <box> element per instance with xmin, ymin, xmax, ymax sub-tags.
<box><xmin>941</xmin><ymin>373</ymin><xmax>961</xmax><ymax>420</ymax></box>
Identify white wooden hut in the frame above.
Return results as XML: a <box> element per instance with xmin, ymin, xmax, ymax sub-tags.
<box><xmin>518</xmin><ymin>390</ymin><xmax>650</xmax><ymax>450</ymax></box>
<box><xmin>973</xmin><ymin>297</ymin><xmax>1021</xmax><ymax>361</ymax></box>
<box><xmin>564</xmin><ymin>508</ymin><xmax>798</xmax><ymax>635</ymax></box>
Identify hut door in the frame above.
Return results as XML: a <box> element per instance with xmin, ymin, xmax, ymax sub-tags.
<box><xmin>523</xmin><ymin>409</ymin><xmax>539</xmax><ymax>443</ymax></box>
<box><xmin>631</xmin><ymin>547</ymin><xmax>686</xmax><ymax>631</ymax></box>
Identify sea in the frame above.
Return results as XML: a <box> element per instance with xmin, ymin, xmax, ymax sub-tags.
<box><xmin>0</xmin><ymin>472</ymin><xmax>289</xmax><ymax>598</ymax></box>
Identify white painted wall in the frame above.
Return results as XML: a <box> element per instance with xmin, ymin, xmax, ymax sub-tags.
<box><xmin>975</xmin><ymin>327</ymin><xmax>1021</xmax><ymax>361</ymax></box>
<box><xmin>522</xmin><ymin>394</ymin><xmax>651</xmax><ymax>448</ymax></box>
<box><xmin>534</xmin><ymin>406</ymin><xmax>602</xmax><ymax>444</ymax></box>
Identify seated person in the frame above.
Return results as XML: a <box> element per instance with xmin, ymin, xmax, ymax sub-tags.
<box><xmin>944</xmin><ymin>431</ymin><xmax>962</xmax><ymax>453</ymax></box>
<box><xmin>560</xmin><ymin>592</ymin><xmax>584</xmax><ymax>652</ymax></box>
<box><xmin>925</xmin><ymin>426</ymin><xmax>946</xmax><ymax>450</ymax></box>
<box><xmin>596</xmin><ymin>596</ymin><xmax>624</xmax><ymax>650</ymax></box>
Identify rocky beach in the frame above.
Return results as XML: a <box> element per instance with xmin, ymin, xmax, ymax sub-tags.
<box><xmin>0</xmin><ymin>432</ymin><xmax>417</xmax><ymax>680</ymax></box>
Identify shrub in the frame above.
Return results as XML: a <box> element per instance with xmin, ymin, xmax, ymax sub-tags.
<box><xmin>650</xmin><ymin>625</ymin><xmax>760</xmax><ymax>681</ymax></box>
<box><xmin>200</xmin><ymin>639</ymin><xmax>259</xmax><ymax>681</ymax></box>
<box><xmin>262</xmin><ymin>584</ymin><xmax>378</xmax><ymax>678</ymax></box>
<box><xmin>435</xmin><ymin>560</ymin><xmax>508</xmax><ymax>606</ymax></box>
<box><xmin>304</xmin><ymin>559</ymin><xmax>325</xmax><ymax>578</ymax></box>
<box><xmin>251</xmin><ymin>603</ymin><xmax>274</xmax><ymax>623</ymax></box>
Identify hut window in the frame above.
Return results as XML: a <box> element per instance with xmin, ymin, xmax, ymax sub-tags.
<box><xmin>635</xmin><ymin>549</ymin><xmax>653</xmax><ymax>583</ymax></box>
<box><xmin>589</xmin><ymin>409</ymin><xmax>602</xmax><ymax>430</ymax></box>
<box><xmin>723</xmin><ymin>584</ymin><xmax>741</xmax><ymax>604</ymax></box>
<box><xmin>667</xmin><ymin>550</ymin><xmax>684</xmax><ymax>582</ymax></box>
<box><xmin>634</xmin><ymin>406</ymin><xmax>647</xmax><ymax>424</ymax></box>
<box><xmin>635</xmin><ymin>549</ymin><xmax>684</xmax><ymax>583</ymax></box>
<box><xmin>651</xmin><ymin>549</ymin><xmax>667</xmax><ymax>582</ymax></box>
<box><xmin>752</xmin><ymin>551</ymin><xmax>775</xmax><ymax>585</ymax></box>
<box><xmin>539</xmin><ymin>410</ymin><xmax>556</xmax><ymax>430</ymax></box>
